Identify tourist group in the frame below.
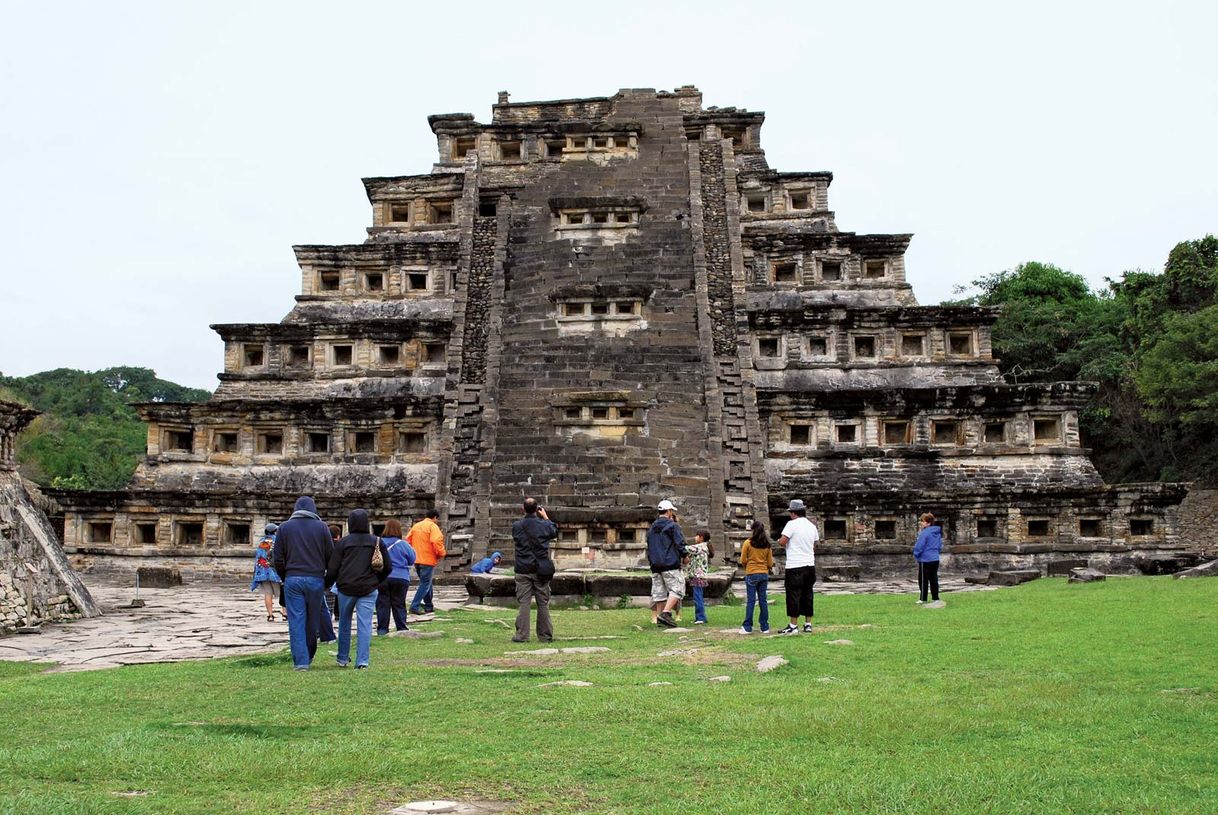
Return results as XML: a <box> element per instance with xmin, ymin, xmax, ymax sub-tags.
<box><xmin>251</xmin><ymin>495</ymin><xmax>942</xmax><ymax>670</ymax></box>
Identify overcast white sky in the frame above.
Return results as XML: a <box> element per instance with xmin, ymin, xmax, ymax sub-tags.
<box><xmin>1</xmin><ymin>1</ymin><xmax>1215</xmax><ymax>391</ymax></box>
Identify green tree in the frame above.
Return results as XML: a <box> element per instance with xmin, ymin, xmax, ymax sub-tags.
<box><xmin>0</xmin><ymin>367</ymin><xmax>210</xmax><ymax>490</ymax></box>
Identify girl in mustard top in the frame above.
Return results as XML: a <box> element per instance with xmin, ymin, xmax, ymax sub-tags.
<box><xmin>739</xmin><ymin>520</ymin><xmax>774</xmax><ymax>633</ymax></box>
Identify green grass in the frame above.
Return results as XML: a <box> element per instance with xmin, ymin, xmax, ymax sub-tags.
<box><xmin>1</xmin><ymin>578</ymin><xmax>1215</xmax><ymax>814</ymax></box>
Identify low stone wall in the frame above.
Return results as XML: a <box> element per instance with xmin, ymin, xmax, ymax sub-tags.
<box><xmin>68</xmin><ymin>552</ymin><xmax>251</xmax><ymax>583</ymax></box>
<box><xmin>467</xmin><ymin>570</ymin><xmax>735</xmax><ymax>607</ymax></box>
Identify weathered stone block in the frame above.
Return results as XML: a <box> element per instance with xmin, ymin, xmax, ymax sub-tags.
<box><xmin>1047</xmin><ymin>558</ymin><xmax>1089</xmax><ymax>576</ymax></box>
<box><xmin>137</xmin><ymin>566</ymin><xmax>183</xmax><ymax>588</ymax></box>
<box><xmin>1068</xmin><ymin>567</ymin><xmax>1106</xmax><ymax>583</ymax></box>
<box><xmin>1135</xmin><ymin>553</ymin><xmax>1202</xmax><ymax>576</ymax></box>
<box><xmin>1174</xmin><ymin>559</ymin><xmax>1218</xmax><ymax>579</ymax></box>
<box><xmin>988</xmin><ymin>569</ymin><xmax>1040</xmax><ymax>586</ymax></box>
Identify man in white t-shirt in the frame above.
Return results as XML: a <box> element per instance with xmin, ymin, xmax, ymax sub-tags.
<box><xmin>777</xmin><ymin>498</ymin><xmax>819</xmax><ymax>634</ymax></box>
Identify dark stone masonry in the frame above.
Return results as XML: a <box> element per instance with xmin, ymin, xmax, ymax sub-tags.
<box><xmin>54</xmin><ymin>87</ymin><xmax>1192</xmax><ymax>579</ymax></box>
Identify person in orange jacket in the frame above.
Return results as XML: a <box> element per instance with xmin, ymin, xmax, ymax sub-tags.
<box><xmin>407</xmin><ymin>508</ymin><xmax>445</xmax><ymax>614</ymax></box>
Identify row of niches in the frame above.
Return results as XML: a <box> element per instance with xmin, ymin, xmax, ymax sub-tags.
<box><xmin>553</xmin><ymin>402</ymin><xmax>647</xmax><ymax>440</ymax></box>
<box><xmin>750</xmin><ymin>255</ymin><xmax>904</xmax><ymax>286</ymax></box>
<box><xmin>553</xmin><ymin>524</ymin><xmax>649</xmax><ymax>549</ymax></box>
<box><xmin>226</xmin><ymin>339</ymin><xmax>447</xmax><ymax>375</ymax></box>
<box><xmin>554</xmin><ymin>208</ymin><xmax>640</xmax><ymax>228</ymax></box>
<box><xmin>372</xmin><ymin>198</ymin><xmax>459</xmax><ymax>229</ymax></box>
<box><xmin>152</xmin><ymin>421</ymin><xmax>435</xmax><ymax>462</ymax></box>
<box><xmin>790</xmin><ymin>511</ymin><xmax>1162</xmax><ymax>546</ymax></box>
<box><xmin>77</xmin><ymin>514</ymin><xmax>416</xmax><ymax>548</ymax></box>
<box><xmin>754</xmin><ymin>328</ymin><xmax>987</xmax><ymax>365</ymax></box>
<box><xmin>769</xmin><ymin>413</ymin><xmax>1075</xmax><ymax>450</ymax></box>
<box><xmin>739</xmin><ymin>183</ymin><xmax>828</xmax><ymax>217</ymax></box>
<box><xmin>441</xmin><ymin>132</ymin><xmax>638</xmax><ymax>164</ymax></box>
<box><xmin>301</xmin><ymin>266</ymin><xmax>454</xmax><ymax>298</ymax></box>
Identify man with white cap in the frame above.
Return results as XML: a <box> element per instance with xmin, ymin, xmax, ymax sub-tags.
<box><xmin>777</xmin><ymin>498</ymin><xmax>819</xmax><ymax>634</ymax></box>
<box><xmin>646</xmin><ymin>499</ymin><xmax>687</xmax><ymax>628</ymax></box>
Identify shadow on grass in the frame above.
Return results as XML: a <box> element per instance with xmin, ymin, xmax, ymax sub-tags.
<box><xmin>231</xmin><ymin>653</ymin><xmax>293</xmax><ymax>669</ymax></box>
<box><xmin>149</xmin><ymin>721</ymin><xmax>317</xmax><ymax>739</ymax></box>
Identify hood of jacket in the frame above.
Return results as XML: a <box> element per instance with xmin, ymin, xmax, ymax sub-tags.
<box><xmin>291</xmin><ymin>495</ymin><xmax>320</xmax><ymax>520</ymax></box>
<box><xmin>348</xmin><ymin>508</ymin><xmax>370</xmax><ymax>534</ymax></box>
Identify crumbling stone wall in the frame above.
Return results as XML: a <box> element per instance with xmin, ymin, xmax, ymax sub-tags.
<box><xmin>1</xmin><ymin>402</ymin><xmax>97</xmax><ymax>631</ymax></box>
<box><xmin>1177</xmin><ymin>489</ymin><xmax>1217</xmax><ymax>556</ymax></box>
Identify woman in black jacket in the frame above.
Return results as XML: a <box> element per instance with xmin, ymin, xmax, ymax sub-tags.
<box><xmin>325</xmin><ymin>509</ymin><xmax>391</xmax><ymax>669</ymax></box>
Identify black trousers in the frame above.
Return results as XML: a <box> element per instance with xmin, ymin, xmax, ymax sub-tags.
<box><xmin>376</xmin><ymin>578</ymin><xmax>410</xmax><ymax>632</ymax></box>
<box><xmin>918</xmin><ymin>560</ymin><xmax>940</xmax><ymax>601</ymax></box>
<box><xmin>785</xmin><ymin>565</ymin><xmax>816</xmax><ymax>618</ymax></box>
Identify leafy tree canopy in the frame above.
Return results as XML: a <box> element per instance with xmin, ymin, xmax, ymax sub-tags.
<box><xmin>0</xmin><ymin>367</ymin><xmax>211</xmax><ymax>490</ymax></box>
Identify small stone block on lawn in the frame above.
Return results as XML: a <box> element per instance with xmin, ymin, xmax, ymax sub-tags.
<box><xmin>661</xmin><ymin>627</ymin><xmax>692</xmax><ymax>633</ymax></box>
<box><xmin>988</xmin><ymin>570</ymin><xmax>1041</xmax><ymax>586</ymax></box>
<box><xmin>648</xmin><ymin>681</ymin><xmax>673</xmax><ymax>686</ymax></box>
<box><xmin>539</xmin><ymin>680</ymin><xmax>593</xmax><ymax>688</ymax></box>
<box><xmin>708</xmin><ymin>675</ymin><xmax>732</xmax><ymax>682</ymax></box>
<box><xmin>923</xmin><ymin>600</ymin><xmax>946</xmax><ymax>609</ymax></box>
<box><xmin>1068</xmin><ymin>567</ymin><xmax>1106</xmax><ymax>583</ymax></box>
<box><xmin>756</xmin><ymin>655</ymin><xmax>789</xmax><ymax>673</ymax></box>
<box><xmin>824</xmin><ymin>639</ymin><xmax>854</xmax><ymax>646</ymax></box>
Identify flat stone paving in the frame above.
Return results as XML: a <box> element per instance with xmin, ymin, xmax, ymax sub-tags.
<box><xmin>0</xmin><ymin>575</ymin><xmax>991</xmax><ymax>672</ymax></box>
<box><xmin>0</xmin><ymin>578</ymin><xmax>469</xmax><ymax>673</ymax></box>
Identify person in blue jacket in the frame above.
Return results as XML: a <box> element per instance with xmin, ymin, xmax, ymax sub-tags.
<box><xmin>375</xmin><ymin>518</ymin><xmax>416</xmax><ymax>635</ymax></box>
<box><xmin>913</xmin><ymin>512</ymin><xmax>943</xmax><ymax>604</ymax></box>
<box><xmin>471</xmin><ymin>551</ymin><xmax>502</xmax><ymax>574</ymax></box>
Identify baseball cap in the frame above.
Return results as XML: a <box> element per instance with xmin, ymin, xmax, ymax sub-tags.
<box><xmin>657</xmin><ymin>499</ymin><xmax>676</xmax><ymax>511</ymax></box>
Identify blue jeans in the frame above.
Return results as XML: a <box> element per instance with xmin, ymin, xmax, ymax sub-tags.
<box><xmin>336</xmin><ymin>589</ymin><xmax>378</xmax><ymax>668</ymax></box>
<box><xmin>284</xmin><ymin>575</ymin><xmax>325</xmax><ymax>668</ymax></box>
<box><xmin>410</xmin><ymin>565</ymin><xmax>435</xmax><ymax>613</ymax></box>
<box><xmin>743</xmin><ymin>573</ymin><xmax>769</xmax><ymax>632</ymax></box>
<box><xmin>691</xmin><ymin>583</ymin><xmax>707</xmax><ymax>623</ymax></box>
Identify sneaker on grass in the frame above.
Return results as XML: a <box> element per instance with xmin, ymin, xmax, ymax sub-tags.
<box><xmin>657</xmin><ymin>611</ymin><xmax>678</xmax><ymax>628</ymax></box>
<box><xmin>802</xmin><ymin>623</ymin><xmax>813</xmax><ymax>633</ymax></box>
<box><xmin>778</xmin><ymin>624</ymin><xmax>798</xmax><ymax>635</ymax></box>
<box><xmin>738</xmin><ymin>626</ymin><xmax>753</xmax><ymax>634</ymax></box>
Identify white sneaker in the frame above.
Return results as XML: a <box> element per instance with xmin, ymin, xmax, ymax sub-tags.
<box><xmin>915</xmin><ymin>600</ymin><xmax>925</xmax><ymax>605</ymax></box>
<box><xmin>802</xmin><ymin>623</ymin><xmax>813</xmax><ymax>633</ymax></box>
<box><xmin>779</xmin><ymin>624</ymin><xmax>798</xmax><ymax>635</ymax></box>
<box><xmin>738</xmin><ymin>626</ymin><xmax>753</xmax><ymax>634</ymax></box>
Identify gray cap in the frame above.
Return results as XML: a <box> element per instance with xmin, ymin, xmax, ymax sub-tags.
<box><xmin>264</xmin><ymin>523</ymin><xmax>279</xmax><ymax>534</ymax></box>
<box><xmin>787</xmin><ymin>499</ymin><xmax>806</xmax><ymax>512</ymax></box>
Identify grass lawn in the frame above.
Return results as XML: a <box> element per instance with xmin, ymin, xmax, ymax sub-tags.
<box><xmin>0</xmin><ymin>577</ymin><xmax>1215</xmax><ymax>814</ymax></box>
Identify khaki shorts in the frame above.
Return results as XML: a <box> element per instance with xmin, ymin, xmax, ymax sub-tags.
<box><xmin>255</xmin><ymin>581</ymin><xmax>278</xmax><ymax>597</ymax></box>
<box><xmin>650</xmin><ymin>569</ymin><xmax>686</xmax><ymax>604</ymax></box>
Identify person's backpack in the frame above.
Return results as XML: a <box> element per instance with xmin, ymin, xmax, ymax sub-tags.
<box><xmin>370</xmin><ymin>537</ymin><xmax>384</xmax><ymax>571</ymax></box>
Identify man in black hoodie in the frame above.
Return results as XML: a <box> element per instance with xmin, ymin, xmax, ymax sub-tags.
<box><xmin>326</xmin><ymin>509</ymin><xmax>391</xmax><ymax>669</ymax></box>
<box><xmin>273</xmin><ymin>495</ymin><xmax>333</xmax><ymax>670</ymax></box>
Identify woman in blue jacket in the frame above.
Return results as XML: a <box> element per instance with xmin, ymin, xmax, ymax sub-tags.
<box><xmin>913</xmin><ymin>512</ymin><xmax>943</xmax><ymax>604</ymax></box>
<box><xmin>376</xmin><ymin>518</ymin><xmax>416</xmax><ymax>635</ymax></box>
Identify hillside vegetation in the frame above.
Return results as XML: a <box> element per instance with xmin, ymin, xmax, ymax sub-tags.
<box><xmin>0</xmin><ymin>367</ymin><xmax>210</xmax><ymax>490</ymax></box>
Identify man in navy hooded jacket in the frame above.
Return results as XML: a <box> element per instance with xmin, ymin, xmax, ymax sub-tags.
<box><xmin>273</xmin><ymin>495</ymin><xmax>334</xmax><ymax>670</ymax></box>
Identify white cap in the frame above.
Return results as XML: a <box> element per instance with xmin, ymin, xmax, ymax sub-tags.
<box><xmin>657</xmin><ymin>499</ymin><xmax>676</xmax><ymax>511</ymax></box>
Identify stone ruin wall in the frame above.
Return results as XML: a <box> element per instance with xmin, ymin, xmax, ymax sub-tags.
<box><xmin>0</xmin><ymin>402</ymin><xmax>98</xmax><ymax>632</ymax></box>
<box><xmin>51</xmin><ymin>86</ymin><xmax>1196</xmax><ymax>580</ymax></box>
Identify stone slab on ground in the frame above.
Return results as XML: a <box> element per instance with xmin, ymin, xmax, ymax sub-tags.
<box><xmin>1069</xmin><ymin>567</ymin><xmax>1107</xmax><ymax>584</ymax></box>
<box><xmin>1047</xmin><ymin>558</ymin><xmax>1090</xmax><ymax>576</ymax></box>
<box><xmin>1174</xmin><ymin>559</ymin><xmax>1218</xmax><ymax>579</ymax></box>
<box><xmin>988</xmin><ymin>570</ymin><xmax>1041</xmax><ymax>586</ymax></box>
<box><xmin>756</xmin><ymin>655</ymin><xmax>789</xmax><ymax>673</ymax></box>
<box><xmin>1136</xmin><ymin>553</ymin><xmax>1203</xmax><ymax>576</ymax></box>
